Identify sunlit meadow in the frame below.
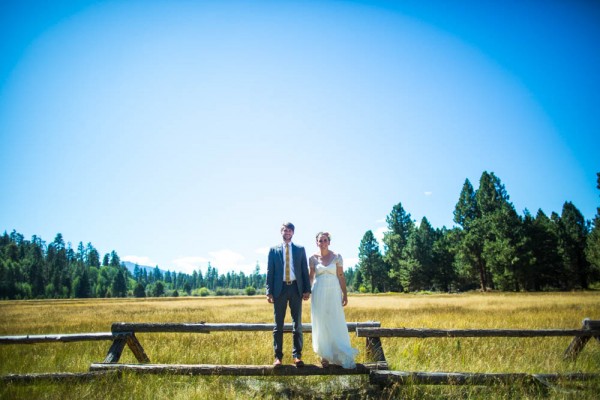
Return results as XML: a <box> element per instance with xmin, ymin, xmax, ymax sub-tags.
<box><xmin>1</xmin><ymin>292</ymin><xmax>599</xmax><ymax>399</ymax></box>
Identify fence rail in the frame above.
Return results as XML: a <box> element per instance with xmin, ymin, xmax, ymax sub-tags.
<box><xmin>356</xmin><ymin>328</ymin><xmax>600</xmax><ymax>338</ymax></box>
<box><xmin>89</xmin><ymin>361</ymin><xmax>388</xmax><ymax>376</ymax></box>
<box><xmin>0</xmin><ymin>332</ymin><xmax>114</xmax><ymax>344</ymax></box>
<box><xmin>369</xmin><ymin>370</ymin><xmax>600</xmax><ymax>386</ymax></box>
<box><xmin>112</xmin><ymin>321</ymin><xmax>380</xmax><ymax>333</ymax></box>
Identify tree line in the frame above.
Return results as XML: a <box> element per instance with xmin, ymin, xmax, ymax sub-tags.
<box><xmin>0</xmin><ymin>232</ymin><xmax>266</xmax><ymax>299</ymax></box>
<box><xmin>2</xmin><ymin>170</ymin><xmax>599</xmax><ymax>299</ymax></box>
<box><xmin>352</xmin><ymin>171</ymin><xmax>600</xmax><ymax>293</ymax></box>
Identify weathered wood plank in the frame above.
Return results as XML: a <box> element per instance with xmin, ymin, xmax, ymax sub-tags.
<box><xmin>112</xmin><ymin>321</ymin><xmax>380</xmax><ymax>334</ymax></box>
<box><xmin>357</xmin><ymin>328</ymin><xmax>600</xmax><ymax>338</ymax></box>
<box><xmin>369</xmin><ymin>370</ymin><xmax>600</xmax><ymax>386</ymax></box>
<box><xmin>89</xmin><ymin>362</ymin><xmax>388</xmax><ymax>376</ymax></box>
<box><xmin>0</xmin><ymin>332</ymin><xmax>114</xmax><ymax>344</ymax></box>
<box><xmin>1</xmin><ymin>370</ymin><xmax>121</xmax><ymax>384</ymax></box>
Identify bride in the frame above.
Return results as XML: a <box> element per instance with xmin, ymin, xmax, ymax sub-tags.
<box><xmin>309</xmin><ymin>231</ymin><xmax>358</xmax><ymax>368</ymax></box>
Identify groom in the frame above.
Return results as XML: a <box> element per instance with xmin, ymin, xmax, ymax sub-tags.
<box><xmin>266</xmin><ymin>222</ymin><xmax>311</xmax><ymax>367</ymax></box>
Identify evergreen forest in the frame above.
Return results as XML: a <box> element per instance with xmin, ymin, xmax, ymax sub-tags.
<box><xmin>1</xmin><ymin>171</ymin><xmax>599</xmax><ymax>299</ymax></box>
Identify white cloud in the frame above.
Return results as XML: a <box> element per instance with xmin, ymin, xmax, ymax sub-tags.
<box><xmin>122</xmin><ymin>255</ymin><xmax>157</xmax><ymax>267</ymax></box>
<box><xmin>170</xmin><ymin>249</ymin><xmax>262</xmax><ymax>276</ymax></box>
<box><xmin>171</xmin><ymin>256</ymin><xmax>209</xmax><ymax>275</ymax></box>
<box><xmin>344</xmin><ymin>257</ymin><xmax>359</xmax><ymax>268</ymax></box>
<box><xmin>255</xmin><ymin>247</ymin><xmax>270</xmax><ymax>256</ymax></box>
<box><xmin>374</xmin><ymin>226</ymin><xmax>387</xmax><ymax>244</ymax></box>
<box><xmin>208</xmin><ymin>249</ymin><xmax>244</xmax><ymax>270</ymax></box>
<box><xmin>424</xmin><ymin>191</ymin><xmax>433</xmax><ymax>196</ymax></box>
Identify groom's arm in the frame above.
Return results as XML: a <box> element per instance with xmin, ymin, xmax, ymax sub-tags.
<box><xmin>266</xmin><ymin>248</ymin><xmax>275</xmax><ymax>303</ymax></box>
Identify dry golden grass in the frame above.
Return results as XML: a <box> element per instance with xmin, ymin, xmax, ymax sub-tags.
<box><xmin>1</xmin><ymin>292</ymin><xmax>599</xmax><ymax>399</ymax></box>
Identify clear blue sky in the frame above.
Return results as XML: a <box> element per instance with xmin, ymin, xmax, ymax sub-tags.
<box><xmin>1</xmin><ymin>0</ymin><xmax>599</xmax><ymax>276</ymax></box>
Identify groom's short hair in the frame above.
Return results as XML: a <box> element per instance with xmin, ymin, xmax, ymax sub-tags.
<box><xmin>281</xmin><ymin>222</ymin><xmax>295</xmax><ymax>232</ymax></box>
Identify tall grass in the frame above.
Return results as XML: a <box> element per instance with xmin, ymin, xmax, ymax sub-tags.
<box><xmin>1</xmin><ymin>292</ymin><xmax>599</xmax><ymax>399</ymax></box>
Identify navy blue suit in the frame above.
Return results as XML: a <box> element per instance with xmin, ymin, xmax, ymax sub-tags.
<box><xmin>266</xmin><ymin>243</ymin><xmax>311</xmax><ymax>360</ymax></box>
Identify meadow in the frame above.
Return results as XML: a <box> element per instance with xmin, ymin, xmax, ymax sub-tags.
<box><xmin>1</xmin><ymin>292</ymin><xmax>599</xmax><ymax>399</ymax></box>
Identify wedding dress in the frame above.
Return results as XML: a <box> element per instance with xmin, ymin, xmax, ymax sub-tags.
<box><xmin>310</xmin><ymin>254</ymin><xmax>358</xmax><ymax>368</ymax></box>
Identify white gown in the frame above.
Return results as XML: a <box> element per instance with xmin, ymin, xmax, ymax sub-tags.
<box><xmin>310</xmin><ymin>254</ymin><xmax>358</xmax><ymax>368</ymax></box>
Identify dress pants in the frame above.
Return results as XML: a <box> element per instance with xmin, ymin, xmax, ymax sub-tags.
<box><xmin>273</xmin><ymin>281</ymin><xmax>303</xmax><ymax>359</ymax></box>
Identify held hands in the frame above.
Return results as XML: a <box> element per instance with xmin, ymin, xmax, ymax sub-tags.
<box><xmin>302</xmin><ymin>293</ymin><xmax>310</xmax><ymax>301</ymax></box>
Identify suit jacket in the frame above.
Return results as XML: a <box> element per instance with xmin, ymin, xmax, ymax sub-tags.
<box><xmin>266</xmin><ymin>243</ymin><xmax>311</xmax><ymax>298</ymax></box>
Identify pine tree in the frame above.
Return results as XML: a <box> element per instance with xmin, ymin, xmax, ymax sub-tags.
<box><xmin>557</xmin><ymin>202</ymin><xmax>590</xmax><ymax>289</ymax></box>
<box><xmin>453</xmin><ymin>179</ymin><xmax>478</xmax><ymax>229</ymax></box>
<box><xmin>109</xmin><ymin>251</ymin><xmax>121</xmax><ymax>267</ymax></box>
<box><xmin>86</xmin><ymin>243</ymin><xmax>100</xmax><ymax>267</ymax></box>
<box><xmin>454</xmin><ymin>177</ymin><xmax>486</xmax><ymax>291</ymax></box>
<box><xmin>133</xmin><ymin>282</ymin><xmax>146</xmax><ymax>298</ymax></box>
<box><xmin>431</xmin><ymin>227</ymin><xmax>458</xmax><ymax>292</ymax></box>
<box><xmin>397</xmin><ymin>217</ymin><xmax>436</xmax><ymax>291</ymax></box>
<box><xmin>111</xmin><ymin>267</ymin><xmax>128</xmax><ymax>297</ymax></box>
<box><xmin>383</xmin><ymin>202</ymin><xmax>414</xmax><ymax>291</ymax></box>
<box><xmin>358</xmin><ymin>230</ymin><xmax>386</xmax><ymax>292</ymax></box>
<box><xmin>73</xmin><ymin>264</ymin><xmax>92</xmax><ymax>298</ymax></box>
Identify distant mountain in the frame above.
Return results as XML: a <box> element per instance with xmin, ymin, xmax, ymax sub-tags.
<box><xmin>121</xmin><ymin>261</ymin><xmax>168</xmax><ymax>275</ymax></box>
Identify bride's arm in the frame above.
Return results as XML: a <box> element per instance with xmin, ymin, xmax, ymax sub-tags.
<box><xmin>309</xmin><ymin>256</ymin><xmax>316</xmax><ymax>286</ymax></box>
<box><xmin>335</xmin><ymin>254</ymin><xmax>349</xmax><ymax>306</ymax></box>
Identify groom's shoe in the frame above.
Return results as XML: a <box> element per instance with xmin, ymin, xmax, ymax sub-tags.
<box><xmin>293</xmin><ymin>358</ymin><xmax>305</xmax><ymax>368</ymax></box>
<box><xmin>273</xmin><ymin>358</ymin><xmax>282</xmax><ymax>367</ymax></box>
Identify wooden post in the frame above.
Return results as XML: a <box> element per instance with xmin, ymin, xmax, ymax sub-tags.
<box><xmin>359</xmin><ymin>322</ymin><xmax>386</xmax><ymax>363</ymax></box>
<box><xmin>366</xmin><ymin>337</ymin><xmax>386</xmax><ymax>363</ymax></box>
<box><xmin>103</xmin><ymin>335</ymin><xmax>129</xmax><ymax>363</ymax></box>
<box><xmin>563</xmin><ymin>318</ymin><xmax>600</xmax><ymax>361</ymax></box>
<box><xmin>126</xmin><ymin>333</ymin><xmax>150</xmax><ymax>363</ymax></box>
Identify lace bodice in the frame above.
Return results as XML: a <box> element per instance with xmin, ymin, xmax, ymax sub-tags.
<box><xmin>313</xmin><ymin>254</ymin><xmax>343</xmax><ymax>276</ymax></box>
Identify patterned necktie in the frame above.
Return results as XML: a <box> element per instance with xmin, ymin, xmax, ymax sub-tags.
<box><xmin>285</xmin><ymin>244</ymin><xmax>290</xmax><ymax>283</ymax></box>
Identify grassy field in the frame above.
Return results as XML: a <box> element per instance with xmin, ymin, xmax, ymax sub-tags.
<box><xmin>1</xmin><ymin>292</ymin><xmax>599</xmax><ymax>399</ymax></box>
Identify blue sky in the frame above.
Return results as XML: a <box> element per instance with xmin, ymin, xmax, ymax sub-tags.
<box><xmin>1</xmin><ymin>0</ymin><xmax>599</xmax><ymax>276</ymax></box>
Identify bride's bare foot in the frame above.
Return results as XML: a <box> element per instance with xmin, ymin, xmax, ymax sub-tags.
<box><xmin>321</xmin><ymin>359</ymin><xmax>330</xmax><ymax>368</ymax></box>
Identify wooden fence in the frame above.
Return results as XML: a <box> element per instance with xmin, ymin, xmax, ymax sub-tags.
<box><xmin>102</xmin><ymin>321</ymin><xmax>386</xmax><ymax>366</ymax></box>
<box><xmin>1</xmin><ymin>321</ymin><xmax>387</xmax><ymax>382</ymax></box>
<box><xmin>356</xmin><ymin>318</ymin><xmax>600</xmax><ymax>387</ymax></box>
<box><xmin>1</xmin><ymin>318</ymin><xmax>599</xmax><ymax>387</ymax></box>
